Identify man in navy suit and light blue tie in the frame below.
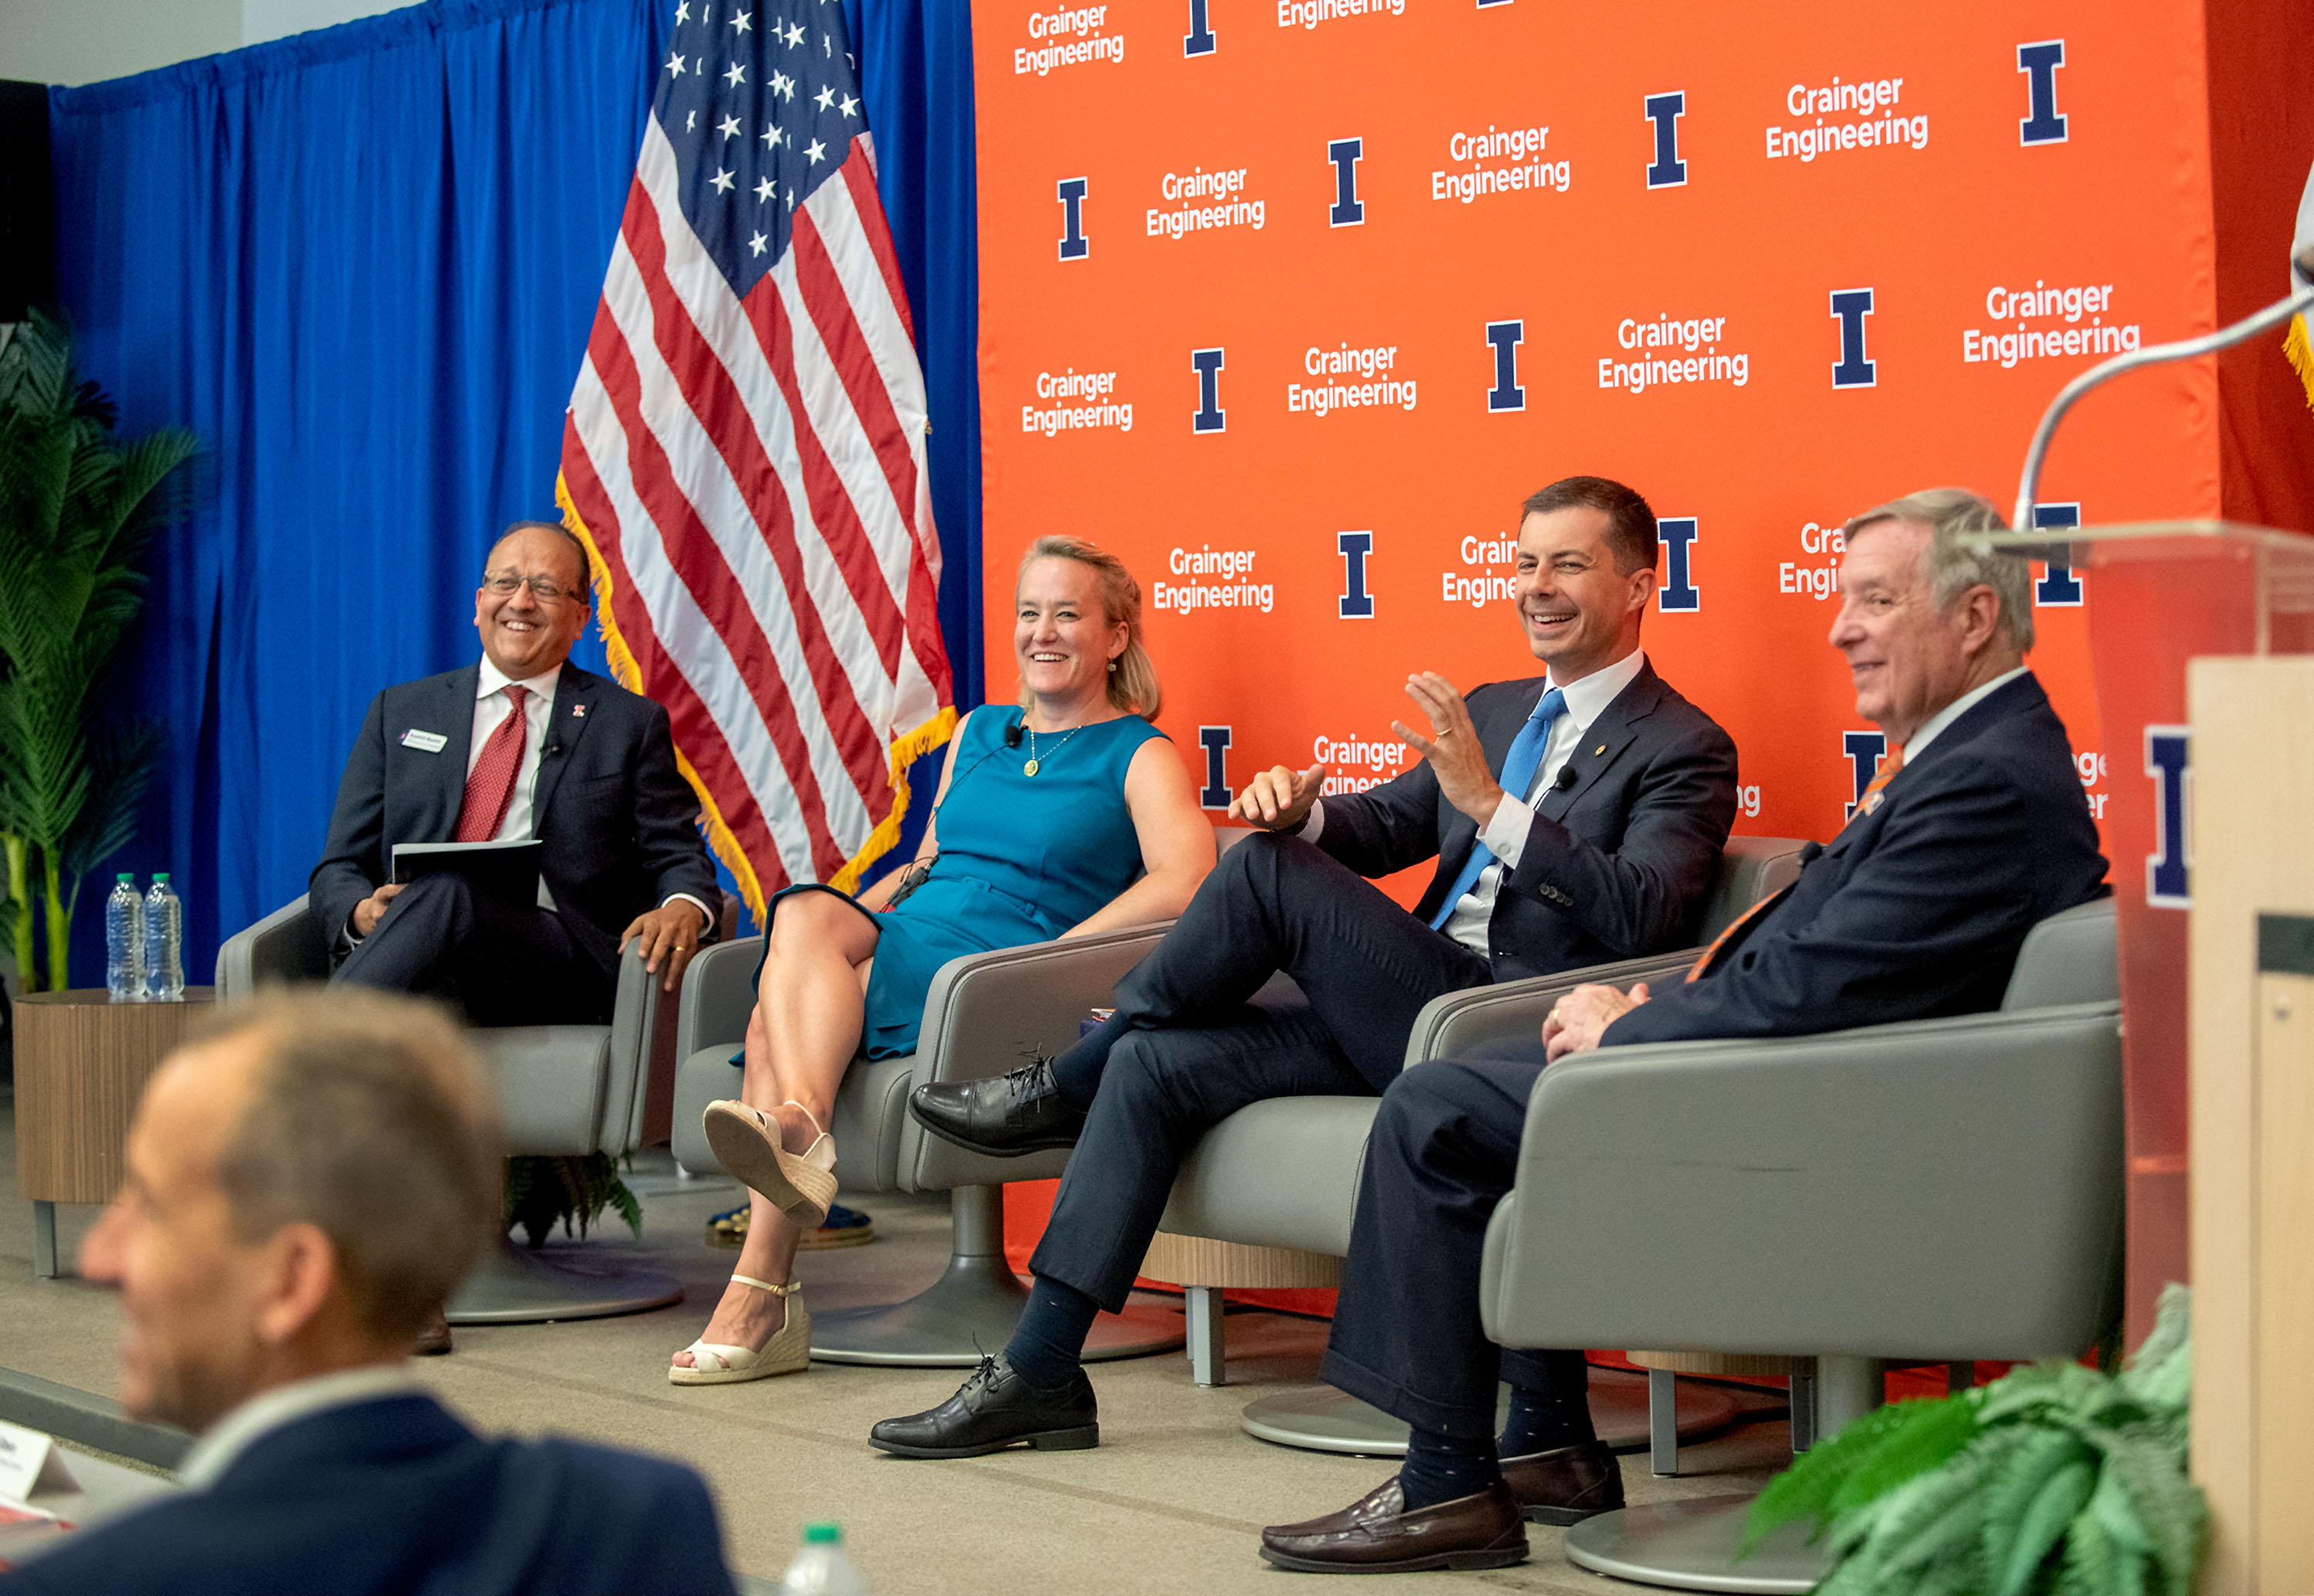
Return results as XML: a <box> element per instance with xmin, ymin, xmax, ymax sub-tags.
<box><xmin>1257</xmin><ymin>488</ymin><xmax>2110</xmax><ymax>1574</ymax></box>
<box><xmin>0</xmin><ymin>989</ymin><xmax>737</xmax><ymax>1596</ymax></box>
<box><xmin>879</xmin><ymin>476</ymin><xmax>1739</xmax><ymax>1466</ymax></box>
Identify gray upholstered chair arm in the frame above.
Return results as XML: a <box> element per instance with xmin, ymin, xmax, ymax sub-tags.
<box><xmin>1479</xmin><ymin>1000</ymin><xmax>2123</xmax><ymax>1363</ymax></box>
<box><xmin>674</xmin><ymin>936</ymin><xmax>764</xmax><ymax>1058</ymax></box>
<box><xmin>214</xmin><ymin>895</ymin><xmax>332</xmax><ymax>1002</ymax></box>
<box><xmin>900</xmin><ymin>920</ymin><xmax>1175</xmax><ymax>1190</ymax></box>
<box><xmin>912</xmin><ymin>921</ymin><xmax>1176</xmax><ymax>1086</ymax></box>
<box><xmin>609</xmin><ymin>943</ymin><xmax>662</xmax><ymax>1152</ymax></box>
<box><xmin>1403</xmin><ymin>948</ymin><xmax>1702</xmax><ymax>1067</ymax></box>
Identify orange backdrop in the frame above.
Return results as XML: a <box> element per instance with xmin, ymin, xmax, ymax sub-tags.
<box><xmin>969</xmin><ymin>0</ymin><xmax>2302</xmax><ymax>1324</ymax></box>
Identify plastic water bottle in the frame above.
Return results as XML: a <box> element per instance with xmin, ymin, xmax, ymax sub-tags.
<box><xmin>777</xmin><ymin>1523</ymin><xmax>867</xmax><ymax>1595</ymax></box>
<box><xmin>143</xmin><ymin>874</ymin><xmax>184</xmax><ymax>1002</ymax></box>
<box><xmin>104</xmin><ymin>875</ymin><xmax>145</xmax><ymax>1003</ymax></box>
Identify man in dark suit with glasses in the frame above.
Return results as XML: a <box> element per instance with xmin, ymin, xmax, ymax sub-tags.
<box><xmin>310</xmin><ymin>520</ymin><xmax>718</xmax><ymax>1030</ymax></box>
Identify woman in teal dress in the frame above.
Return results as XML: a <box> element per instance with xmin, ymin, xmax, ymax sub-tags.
<box><xmin>672</xmin><ymin>537</ymin><xmax>1214</xmax><ymax>1385</ymax></box>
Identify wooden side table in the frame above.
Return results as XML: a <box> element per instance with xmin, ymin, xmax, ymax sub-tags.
<box><xmin>12</xmin><ymin>988</ymin><xmax>215</xmax><ymax>1277</ymax></box>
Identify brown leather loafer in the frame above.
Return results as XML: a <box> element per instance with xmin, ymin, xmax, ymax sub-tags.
<box><xmin>413</xmin><ymin>1307</ymin><xmax>454</xmax><ymax>1357</ymax></box>
<box><xmin>1499</xmin><ymin>1438</ymin><xmax>1624</xmax><ymax>1525</ymax></box>
<box><xmin>1260</xmin><ymin>1477</ymin><xmax>1526</xmax><ymax>1574</ymax></box>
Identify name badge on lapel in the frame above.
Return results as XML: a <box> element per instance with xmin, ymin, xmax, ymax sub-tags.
<box><xmin>400</xmin><ymin>730</ymin><xmax>450</xmax><ymax>754</ymax></box>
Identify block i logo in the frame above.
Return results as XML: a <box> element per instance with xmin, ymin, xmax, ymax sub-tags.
<box><xmin>1057</xmin><ymin>177</ymin><xmax>1089</xmax><ymax>261</ymax></box>
<box><xmin>1185</xmin><ymin>0</ymin><xmax>1216</xmax><ymax>56</ymax></box>
<box><xmin>1327</xmin><ymin>139</ymin><xmax>1364</xmax><ymax>226</ymax></box>
<box><xmin>1658</xmin><ymin>518</ymin><xmax>1699</xmax><ymax>612</ymax></box>
<box><xmin>1191</xmin><ymin>348</ymin><xmax>1226</xmax><ymax>433</ymax></box>
<box><xmin>1197</xmin><ymin>726</ymin><xmax>1233</xmax><ymax>808</ymax></box>
<box><xmin>1485</xmin><ymin>321</ymin><xmax>1524</xmax><ymax>411</ymax></box>
<box><xmin>1830</xmin><ymin>288</ymin><xmax>1876</xmax><ymax>388</ymax></box>
<box><xmin>2018</xmin><ymin>40</ymin><xmax>2066</xmax><ymax>145</ymax></box>
<box><xmin>1338</xmin><ymin>531</ymin><xmax>1375</xmax><ymax>619</ymax></box>
<box><xmin>2031</xmin><ymin>501</ymin><xmax>2083</xmax><ymax>606</ymax></box>
<box><xmin>2144</xmin><ymin>725</ymin><xmax>2189</xmax><ymax>907</ymax></box>
<box><xmin>1842</xmin><ymin>730</ymin><xmax>1889</xmax><ymax>820</ymax></box>
<box><xmin>1643</xmin><ymin>92</ymin><xmax>1687</xmax><ymax>188</ymax></box>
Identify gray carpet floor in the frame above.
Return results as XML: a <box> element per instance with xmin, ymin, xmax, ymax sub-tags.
<box><xmin>0</xmin><ymin>1085</ymin><xmax>1800</xmax><ymax>1592</ymax></box>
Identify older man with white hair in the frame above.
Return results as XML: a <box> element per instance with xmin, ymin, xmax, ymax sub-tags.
<box><xmin>1260</xmin><ymin>488</ymin><xmax>2110</xmax><ymax>1575</ymax></box>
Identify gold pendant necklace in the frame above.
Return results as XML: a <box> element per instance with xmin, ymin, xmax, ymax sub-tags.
<box><xmin>1022</xmin><ymin>722</ymin><xmax>1086</xmax><ymax>777</ymax></box>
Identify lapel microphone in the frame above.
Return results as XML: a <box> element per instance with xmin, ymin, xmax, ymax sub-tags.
<box><xmin>1553</xmin><ymin>765</ymin><xmax>1579</xmax><ymax>791</ymax></box>
<box><xmin>1004</xmin><ymin>720</ymin><xmax>1025</xmax><ymax>748</ymax></box>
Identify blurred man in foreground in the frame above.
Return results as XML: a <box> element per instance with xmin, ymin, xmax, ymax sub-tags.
<box><xmin>0</xmin><ymin>990</ymin><xmax>737</xmax><ymax>1596</ymax></box>
<box><xmin>1259</xmin><ymin>488</ymin><xmax>2109</xmax><ymax>1574</ymax></box>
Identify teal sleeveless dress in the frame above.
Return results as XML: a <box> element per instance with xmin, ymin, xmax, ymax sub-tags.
<box><xmin>770</xmin><ymin>709</ymin><xmax>1166</xmax><ymax>1058</ymax></box>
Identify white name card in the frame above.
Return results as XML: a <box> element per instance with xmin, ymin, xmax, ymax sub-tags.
<box><xmin>400</xmin><ymin>729</ymin><xmax>450</xmax><ymax>753</ymax></box>
<box><xmin>0</xmin><ymin>1421</ymin><xmax>76</xmax><ymax>1507</ymax></box>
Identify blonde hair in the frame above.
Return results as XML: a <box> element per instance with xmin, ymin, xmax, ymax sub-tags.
<box><xmin>1016</xmin><ymin>535</ymin><xmax>1162</xmax><ymax>720</ymax></box>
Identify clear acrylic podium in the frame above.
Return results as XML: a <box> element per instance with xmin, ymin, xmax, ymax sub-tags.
<box><xmin>1982</xmin><ymin>520</ymin><xmax>2314</xmax><ymax>1341</ymax></box>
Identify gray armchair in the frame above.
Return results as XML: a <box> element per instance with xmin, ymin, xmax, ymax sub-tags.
<box><xmin>1476</xmin><ymin>896</ymin><xmax>2123</xmax><ymax>1592</ymax></box>
<box><xmin>1148</xmin><ymin>833</ymin><xmax>1814</xmax><ymax>1413</ymax></box>
<box><xmin>670</xmin><ymin>920</ymin><xmax>1188</xmax><ymax>1364</ymax></box>
<box><xmin>215</xmin><ymin>896</ymin><xmax>682</xmax><ymax>1323</ymax></box>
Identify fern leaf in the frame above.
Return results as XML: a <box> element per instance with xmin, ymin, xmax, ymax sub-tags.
<box><xmin>1746</xmin><ymin>1392</ymin><xmax>1979</xmax><ymax>1550</ymax></box>
<box><xmin>2092</xmin><ymin>1429</ymin><xmax>2207</xmax><ymax>1596</ymax></box>
<box><xmin>2117</xmin><ymin>1284</ymin><xmax>2193</xmax><ymax>1417</ymax></box>
<box><xmin>1991</xmin><ymin>1455</ymin><xmax>2097</xmax><ymax>1596</ymax></box>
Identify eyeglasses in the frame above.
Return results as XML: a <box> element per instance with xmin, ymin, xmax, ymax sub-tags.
<box><xmin>482</xmin><ymin>571</ymin><xmax>584</xmax><ymax>603</ymax></box>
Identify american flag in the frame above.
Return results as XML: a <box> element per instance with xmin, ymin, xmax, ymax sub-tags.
<box><xmin>558</xmin><ymin>0</ymin><xmax>954</xmax><ymax>916</ymax></box>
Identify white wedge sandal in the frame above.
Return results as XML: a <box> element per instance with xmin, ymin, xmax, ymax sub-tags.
<box><xmin>702</xmin><ymin>1098</ymin><xmax>838</xmax><ymax>1228</ymax></box>
<box><xmin>668</xmin><ymin>1274</ymin><xmax>809</xmax><ymax>1385</ymax></box>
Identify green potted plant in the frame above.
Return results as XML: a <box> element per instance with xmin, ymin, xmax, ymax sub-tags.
<box><xmin>1747</xmin><ymin>1284</ymin><xmax>2206</xmax><ymax>1596</ymax></box>
<box><xmin>0</xmin><ymin>311</ymin><xmax>195</xmax><ymax>992</ymax></box>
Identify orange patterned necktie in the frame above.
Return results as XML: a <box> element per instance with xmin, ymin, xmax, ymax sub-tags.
<box><xmin>454</xmin><ymin>686</ymin><xmax>531</xmax><ymax>842</ymax></box>
<box><xmin>1685</xmin><ymin>746</ymin><xmax>1904</xmax><ymax>984</ymax></box>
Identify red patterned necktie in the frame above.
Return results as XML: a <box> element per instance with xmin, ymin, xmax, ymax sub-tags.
<box><xmin>454</xmin><ymin>685</ymin><xmax>531</xmax><ymax>842</ymax></box>
<box><xmin>1685</xmin><ymin>746</ymin><xmax>1905</xmax><ymax>984</ymax></box>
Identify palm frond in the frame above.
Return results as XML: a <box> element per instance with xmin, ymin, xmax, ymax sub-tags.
<box><xmin>60</xmin><ymin>717</ymin><xmax>161</xmax><ymax>883</ymax></box>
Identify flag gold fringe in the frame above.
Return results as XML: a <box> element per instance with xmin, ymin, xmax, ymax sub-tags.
<box><xmin>557</xmin><ymin>474</ymin><xmax>768</xmax><ymax>924</ymax></box>
<box><xmin>2287</xmin><ymin>313</ymin><xmax>2314</xmax><ymax>413</ymax></box>
<box><xmin>555</xmin><ymin>474</ymin><xmax>956</xmax><ymax>921</ymax></box>
<box><xmin>828</xmin><ymin>703</ymin><xmax>956</xmax><ymax>896</ymax></box>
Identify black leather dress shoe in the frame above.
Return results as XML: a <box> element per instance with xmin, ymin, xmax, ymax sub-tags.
<box><xmin>1499</xmin><ymin>1438</ymin><xmax>1623</xmax><ymax>1524</ymax></box>
<box><xmin>908</xmin><ymin>1058</ymin><xmax>1087</xmax><ymax>1156</ymax></box>
<box><xmin>1260</xmin><ymin>1477</ymin><xmax>1527</xmax><ymax>1574</ymax></box>
<box><xmin>868</xmin><ymin>1354</ymin><xmax>1098</xmax><ymax>1458</ymax></box>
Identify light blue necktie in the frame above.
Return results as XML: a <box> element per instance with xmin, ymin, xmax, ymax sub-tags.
<box><xmin>1428</xmin><ymin>687</ymin><xmax>1566</xmax><ymax>930</ymax></box>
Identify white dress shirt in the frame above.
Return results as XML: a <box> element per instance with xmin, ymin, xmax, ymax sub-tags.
<box><xmin>1902</xmin><ymin>664</ymin><xmax>2029</xmax><ymax>764</ymax></box>
<box><xmin>471</xmin><ymin>660</ymin><xmax>711</xmax><ymax>929</ymax></box>
<box><xmin>1300</xmin><ymin>648</ymin><xmax>1648</xmax><ymax>954</ymax></box>
<box><xmin>349</xmin><ymin>662</ymin><xmax>710</xmax><ymax>941</ymax></box>
<box><xmin>471</xmin><ymin>658</ymin><xmax>561</xmax><ymax>850</ymax></box>
<box><xmin>176</xmin><ymin>1364</ymin><xmax>421</xmax><ymax>1490</ymax></box>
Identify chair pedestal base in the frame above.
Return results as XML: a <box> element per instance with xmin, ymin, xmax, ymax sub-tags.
<box><xmin>447</xmin><ymin>1237</ymin><xmax>685</xmax><ymax>1324</ymax></box>
<box><xmin>1563</xmin><ymin>1497</ymin><xmax>1826</xmax><ymax>1594</ymax></box>
<box><xmin>810</xmin><ymin>1185</ymin><xmax>1185</xmax><ymax>1366</ymax></box>
<box><xmin>1240</xmin><ymin>1368</ymin><xmax>1748</xmax><ymax>1457</ymax></box>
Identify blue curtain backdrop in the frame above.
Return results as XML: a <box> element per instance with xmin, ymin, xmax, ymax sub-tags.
<box><xmin>46</xmin><ymin>0</ymin><xmax>982</xmax><ymax>981</ymax></box>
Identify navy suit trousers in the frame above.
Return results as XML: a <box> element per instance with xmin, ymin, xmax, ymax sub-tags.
<box><xmin>1319</xmin><ymin>1047</ymin><xmax>1579</xmax><ymax>1440</ymax></box>
<box><xmin>1031</xmin><ymin>832</ymin><xmax>1492</xmax><ymax>1311</ymax></box>
<box><xmin>333</xmin><ymin>871</ymin><xmax>607</xmax><ymax>1024</ymax></box>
